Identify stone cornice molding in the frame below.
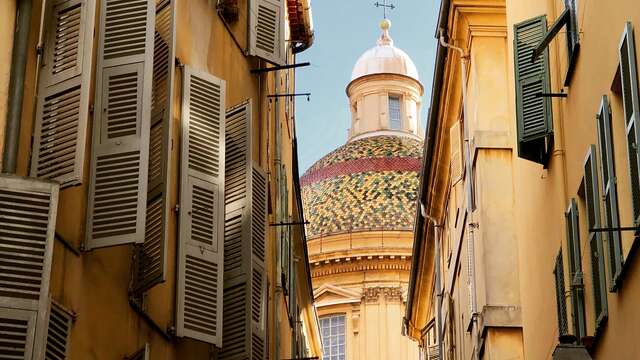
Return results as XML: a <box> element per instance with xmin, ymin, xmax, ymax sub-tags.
<box><xmin>311</xmin><ymin>256</ymin><xmax>412</xmax><ymax>278</ymax></box>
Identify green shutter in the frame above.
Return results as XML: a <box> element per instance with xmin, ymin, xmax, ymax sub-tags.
<box><xmin>596</xmin><ymin>95</ymin><xmax>624</xmax><ymax>291</ymax></box>
<box><xmin>584</xmin><ymin>146</ymin><xmax>608</xmax><ymax>330</ymax></box>
<box><xmin>565</xmin><ymin>199</ymin><xmax>586</xmax><ymax>340</ymax></box>
<box><xmin>619</xmin><ymin>22</ymin><xmax>640</xmax><ymax>225</ymax></box>
<box><xmin>553</xmin><ymin>250</ymin><xmax>569</xmax><ymax>337</ymax></box>
<box><xmin>514</xmin><ymin>16</ymin><xmax>554</xmax><ymax>165</ymax></box>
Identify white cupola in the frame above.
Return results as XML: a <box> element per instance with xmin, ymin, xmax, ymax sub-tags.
<box><xmin>346</xmin><ymin>19</ymin><xmax>424</xmax><ymax>142</ymax></box>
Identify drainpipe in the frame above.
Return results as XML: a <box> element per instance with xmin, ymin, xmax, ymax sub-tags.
<box><xmin>3</xmin><ymin>0</ymin><xmax>33</xmax><ymax>174</ymax></box>
<box><xmin>424</xmin><ymin>213</ymin><xmax>443</xmax><ymax>360</ymax></box>
<box><xmin>438</xmin><ymin>30</ymin><xmax>480</xmax><ymax>360</ymax></box>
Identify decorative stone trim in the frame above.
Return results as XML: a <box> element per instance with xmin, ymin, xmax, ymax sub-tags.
<box><xmin>311</xmin><ymin>256</ymin><xmax>411</xmax><ymax>277</ymax></box>
<box><xmin>362</xmin><ymin>286</ymin><xmax>404</xmax><ymax>303</ymax></box>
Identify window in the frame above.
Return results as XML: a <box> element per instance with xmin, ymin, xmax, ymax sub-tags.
<box><xmin>389</xmin><ymin>96</ymin><xmax>402</xmax><ymax>130</ymax></box>
<box><xmin>320</xmin><ymin>314</ymin><xmax>346</xmax><ymax>360</ymax></box>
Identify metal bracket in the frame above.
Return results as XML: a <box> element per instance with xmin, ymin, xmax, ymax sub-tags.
<box><xmin>250</xmin><ymin>62</ymin><xmax>311</xmax><ymax>74</ymax></box>
<box><xmin>269</xmin><ymin>221</ymin><xmax>310</xmax><ymax>227</ymax></box>
<box><xmin>534</xmin><ymin>92</ymin><xmax>568</xmax><ymax>98</ymax></box>
<box><xmin>589</xmin><ymin>226</ymin><xmax>640</xmax><ymax>233</ymax></box>
<box><xmin>267</xmin><ymin>93</ymin><xmax>311</xmax><ymax>102</ymax></box>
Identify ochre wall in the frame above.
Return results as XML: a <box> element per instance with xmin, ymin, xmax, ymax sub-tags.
<box><xmin>506</xmin><ymin>0</ymin><xmax>640</xmax><ymax>358</ymax></box>
<box><xmin>0</xmin><ymin>0</ymin><xmax>321</xmax><ymax>358</ymax></box>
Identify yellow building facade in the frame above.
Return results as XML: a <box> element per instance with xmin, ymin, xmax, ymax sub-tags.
<box><xmin>405</xmin><ymin>0</ymin><xmax>640</xmax><ymax>359</ymax></box>
<box><xmin>0</xmin><ymin>0</ymin><xmax>321</xmax><ymax>359</ymax></box>
<box><xmin>301</xmin><ymin>21</ymin><xmax>421</xmax><ymax>360</ymax></box>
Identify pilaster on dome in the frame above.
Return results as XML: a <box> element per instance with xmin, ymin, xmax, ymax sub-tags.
<box><xmin>377</xmin><ymin>19</ymin><xmax>394</xmax><ymax>46</ymax></box>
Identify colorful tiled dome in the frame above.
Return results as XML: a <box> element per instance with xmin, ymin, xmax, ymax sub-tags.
<box><xmin>301</xmin><ymin>135</ymin><xmax>422</xmax><ymax>239</ymax></box>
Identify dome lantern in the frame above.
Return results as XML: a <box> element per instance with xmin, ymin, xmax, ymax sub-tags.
<box><xmin>346</xmin><ymin>21</ymin><xmax>424</xmax><ymax>142</ymax></box>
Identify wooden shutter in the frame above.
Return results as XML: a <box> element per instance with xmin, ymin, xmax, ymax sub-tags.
<box><xmin>584</xmin><ymin>146</ymin><xmax>608</xmax><ymax>329</ymax></box>
<box><xmin>0</xmin><ymin>175</ymin><xmax>60</xmax><ymax>359</ymax></box>
<box><xmin>221</xmin><ymin>101</ymin><xmax>268</xmax><ymax>360</ymax></box>
<box><xmin>133</xmin><ymin>0</ymin><xmax>176</xmax><ymax>293</ymax></box>
<box><xmin>514</xmin><ymin>16</ymin><xmax>553</xmax><ymax>165</ymax></box>
<box><xmin>45</xmin><ymin>301</ymin><xmax>73</xmax><ymax>360</ymax></box>
<box><xmin>565</xmin><ymin>199</ymin><xmax>586</xmax><ymax>341</ymax></box>
<box><xmin>176</xmin><ymin>66</ymin><xmax>226</xmax><ymax>346</ymax></box>
<box><xmin>85</xmin><ymin>0</ymin><xmax>155</xmax><ymax>249</ymax></box>
<box><xmin>30</xmin><ymin>0</ymin><xmax>96</xmax><ymax>186</ymax></box>
<box><xmin>450</xmin><ymin>121</ymin><xmax>463</xmax><ymax>185</ymax></box>
<box><xmin>619</xmin><ymin>22</ymin><xmax>640</xmax><ymax>225</ymax></box>
<box><xmin>0</xmin><ymin>307</ymin><xmax>37</xmax><ymax>359</ymax></box>
<box><xmin>596</xmin><ymin>95</ymin><xmax>624</xmax><ymax>290</ymax></box>
<box><xmin>249</xmin><ymin>0</ymin><xmax>286</xmax><ymax>65</ymax></box>
<box><xmin>553</xmin><ymin>250</ymin><xmax>569</xmax><ymax>337</ymax></box>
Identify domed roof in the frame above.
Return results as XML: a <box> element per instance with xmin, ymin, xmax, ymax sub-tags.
<box><xmin>301</xmin><ymin>135</ymin><xmax>422</xmax><ymax>239</ymax></box>
<box><xmin>350</xmin><ymin>20</ymin><xmax>420</xmax><ymax>82</ymax></box>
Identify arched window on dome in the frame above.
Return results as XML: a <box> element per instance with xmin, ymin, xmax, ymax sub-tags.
<box><xmin>389</xmin><ymin>95</ymin><xmax>402</xmax><ymax>130</ymax></box>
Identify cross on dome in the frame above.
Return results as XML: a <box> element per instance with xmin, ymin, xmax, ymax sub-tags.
<box><xmin>374</xmin><ymin>0</ymin><xmax>395</xmax><ymax>19</ymax></box>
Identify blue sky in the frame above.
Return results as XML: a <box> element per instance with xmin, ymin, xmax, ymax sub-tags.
<box><xmin>295</xmin><ymin>0</ymin><xmax>440</xmax><ymax>173</ymax></box>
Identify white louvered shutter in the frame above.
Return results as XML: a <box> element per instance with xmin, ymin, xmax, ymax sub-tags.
<box><xmin>0</xmin><ymin>176</ymin><xmax>60</xmax><ymax>359</ymax></box>
<box><xmin>249</xmin><ymin>0</ymin><xmax>286</xmax><ymax>65</ymax></box>
<box><xmin>31</xmin><ymin>0</ymin><xmax>96</xmax><ymax>186</ymax></box>
<box><xmin>0</xmin><ymin>307</ymin><xmax>37</xmax><ymax>359</ymax></box>
<box><xmin>45</xmin><ymin>301</ymin><xmax>73</xmax><ymax>360</ymax></box>
<box><xmin>176</xmin><ymin>67</ymin><xmax>226</xmax><ymax>346</ymax></box>
<box><xmin>85</xmin><ymin>0</ymin><xmax>155</xmax><ymax>249</ymax></box>
<box><xmin>133</xmin><ymin>0</ymin><xmax>176</xmax><ymax>293</ymax></box>
<box><xmin>220</xmin><ymin>101</ymin><xmax>268</xmax><ymax>360</ymax></box>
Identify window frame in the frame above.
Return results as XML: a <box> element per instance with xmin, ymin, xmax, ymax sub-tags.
<box><xmin>388</xmin><ymin>95</ymin><xmax>402</xmax><ymax>130</ymax></box>
<box><xmin>320</xmin><ymin>314</ymin><xmax>346</xmax><ymax>360</ymax></box>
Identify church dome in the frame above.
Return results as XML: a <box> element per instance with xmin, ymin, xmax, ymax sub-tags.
<box><xmin>350</xmin><ymin>19</ymin><xmax>420</xmax><ymax>82</ymax></box>
<box><xmin>300</xmin><ymin>135</ymin><xmax>422</xmax><ymax>239</ymax></box>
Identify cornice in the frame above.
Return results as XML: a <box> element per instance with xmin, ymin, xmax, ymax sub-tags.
<box><xmin>311</xmin><ymin>255</ymin><xmax>412</xmax><ymax>277</ymax></box>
